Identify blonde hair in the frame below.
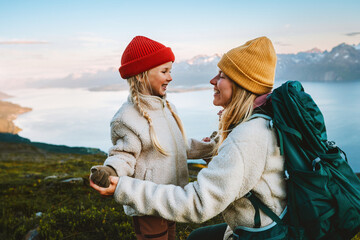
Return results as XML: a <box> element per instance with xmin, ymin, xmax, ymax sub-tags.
<box><xmin>127</xmin><ymin>72</ymin><xmax>187</xmax><ymax>155</ymax></box>
<box><xmin>214</xmin><ymin>81</ymin><xmax>258</xmax><ymax>154</ymax></box>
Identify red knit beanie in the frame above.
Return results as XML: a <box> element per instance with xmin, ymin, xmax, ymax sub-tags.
<box><xmin>119</xmin><ymin>36</ymin><xmax>175</xmax><ymax>79</ymax></box>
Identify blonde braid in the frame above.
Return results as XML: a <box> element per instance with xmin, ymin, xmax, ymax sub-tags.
<box><xmin>166</xmin><ymin>100</ymin><xmax>188</xmax><ymax>147</ymax></box>
<box><xmin>127</xmin><ymin>74</ymin><xmax>168</xmax><ymax>155</ymax></box>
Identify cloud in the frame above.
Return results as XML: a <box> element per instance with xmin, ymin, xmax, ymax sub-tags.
<box><xmin>73</xmin><ymin>33</ymin><xmax>117</xmax><ymax>46</ymax></box>
<box><xmin>0</xmin><ymin>40</ymin><xmax>49</xmax><ymax>45</ymax></box>
<box><xmin>274</xmin><ymin>41</ymin><xmax>292</xmax><ymax>47</ymax></box>
<box><xmin>76</xmin><ymin>36</ymin><xmax>116</xmax><ymax>44</ymax></box>
<box><xmin>345</xmin><ymin>32</ymin><xmax>360</xmax><ymax>37</ymax></box>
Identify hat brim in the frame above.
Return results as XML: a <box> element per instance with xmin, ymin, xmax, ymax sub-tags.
<box><xmin>119</xmin><ymin>47</ymin><xmax>175</xmax><ymax>79</ymax></box>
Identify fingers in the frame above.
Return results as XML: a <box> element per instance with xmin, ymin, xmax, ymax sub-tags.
<box><xmin>89</xmin><ymin>179</ymin><xmax>109</xmax><ymax>195</ymax></box>
<box><xmin>89</xmin><ymin>178</ymin><xmax>116</xmax><ymax>196</ymax></box>
<box><xmin>202</xmin><ymin>137</ymin><xmax>211</xmax><ymax>142</ymax></box>
<box><xmin>89</xmin><ymin>179</ymin><xmax>101</xmax><ymax>191</ymax></box>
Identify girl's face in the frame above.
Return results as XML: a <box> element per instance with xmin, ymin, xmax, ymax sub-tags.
<box><xmin>147</xmin><ymin>61</ymin><xmax>173</xmax><ymax>97</ymax></box>
<box><xmin>210</xmin><ymin>71</ymin><xmax>233</xmax><ymax>108</ymax></box>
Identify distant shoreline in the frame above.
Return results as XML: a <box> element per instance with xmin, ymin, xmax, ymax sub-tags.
<box><xmin>0</xmin><ymin>91</ymin><xmax>32</xmax><ymax>134</ymax></box>
<box><xmin>0</xmin><ymin>91</ymin><xmax>13</xmax><ymax>100</ymax></box>
<box><xmin>89</xmin><ymin>84</ymin><xmax>212</xmax><ymax>92</ymax></box>
<box><xmin>0</xmin><ymin>91</ymin><xmax>104</xmax><ymax>154</ymax></box>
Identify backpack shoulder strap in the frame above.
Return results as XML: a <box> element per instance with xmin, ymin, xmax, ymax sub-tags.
<box><xmin>245</xmin><ymin>191</ymin><xmax>284</xmax><ymax>228</ymax></box>
<box><xmin>248</xmin><ymin>113</ymin><xmax>272</xmax><ymax>121</ymax></box>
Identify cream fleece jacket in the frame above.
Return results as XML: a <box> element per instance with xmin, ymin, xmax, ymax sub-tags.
<box><xmin>103</xmin><ymin>93</ymin><xmax>215</xmax><ymax>216</ymax></box>
<box><xmin>113</xmin><ymin>117</ymin><xmax>286</xmax><ymax>238</ymax></box>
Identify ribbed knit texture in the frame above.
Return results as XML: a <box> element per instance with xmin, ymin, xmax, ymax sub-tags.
<box><xmin>119</xmin><ymin>36</ymin><xmax>175</xmax><ymax>79</ymax></box>
<box><xmin>218</xmin><ymin>36</ymin><xmax>277</xmax><ymax>95</ymax></box>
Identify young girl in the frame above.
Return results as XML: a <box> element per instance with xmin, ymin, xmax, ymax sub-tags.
<box><xmin>90</xmin><ymin>36</ymin><xmax>215</xmax><ymax>240</ymax></box>
<box><xmin>91</xmin><ymin>36</ymin><xmax>286</xmax><ymax>240</ymax></box>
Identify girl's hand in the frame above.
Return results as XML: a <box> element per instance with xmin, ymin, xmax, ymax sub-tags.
<box><xmin>90</xmin><ymin>176</ymin><xmax>119</xmax><ymax>196</ymax></box>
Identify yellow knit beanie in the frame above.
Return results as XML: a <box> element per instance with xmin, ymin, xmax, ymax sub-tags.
<box><xmin>217</xmin><ymin>36</ymin><xmax>277</xmax><ymax>95</ymax></box>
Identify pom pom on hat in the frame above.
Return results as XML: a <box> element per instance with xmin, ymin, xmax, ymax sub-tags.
<box><xmin>217</xmin><ymin>36</ymin><xmax>277</xmax><ymax>95</ymax></box>
<box><xmin>119</xmin><ymin>36</ymin><xmax>175</xmax><ymax>79</ymax></box>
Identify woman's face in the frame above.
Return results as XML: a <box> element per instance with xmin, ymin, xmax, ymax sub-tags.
<box><xmin>147</xmin><ymin>61</ymin><xmax>173</xmax><ymax>97</ymax></box>
<box><xmin>210</xmin><ymin>71</ymin><xmax>233</xmax><ymax>108</ymax></box>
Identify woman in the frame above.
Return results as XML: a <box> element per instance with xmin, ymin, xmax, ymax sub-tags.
<box><xmin>90</xmin><ymin>36</ymin><xmax>286</xmax><ymax>240</ymax></box>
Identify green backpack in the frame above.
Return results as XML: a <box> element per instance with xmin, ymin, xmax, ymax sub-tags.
<box><xmin>234</xmin><ymin>81</ymin><xmax>360</xmax><ymax>240</ymax></box>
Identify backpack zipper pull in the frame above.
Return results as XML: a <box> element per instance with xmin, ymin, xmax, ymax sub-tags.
<box><xmin>312</xmin><ymin>157</ymin><xmax>321</xmax><ymax>171</ymax></box>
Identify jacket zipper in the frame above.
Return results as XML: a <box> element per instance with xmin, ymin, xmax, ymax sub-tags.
<box><xmin>161</xmin><ymin>101</ymin><xmax>180</xmax><ymax>185</ymax></box>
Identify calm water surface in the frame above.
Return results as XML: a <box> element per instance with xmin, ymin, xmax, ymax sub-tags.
<box><xmin>6</xmin><ymin>81</ymin><xmax>360</xmax><ymax>172</ymax></box>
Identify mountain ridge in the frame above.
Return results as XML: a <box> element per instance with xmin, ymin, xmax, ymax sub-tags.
<box><xmin>29</xmin><ymin>42</ymin><xmax>360</xmax><ymax>90</ymax></box>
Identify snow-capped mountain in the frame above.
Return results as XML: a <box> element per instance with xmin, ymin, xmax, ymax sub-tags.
<box><xmin>170</xmin><ymin>54</ymin><xmax>221</xmax><ymax>87</ymax></box>
<box><xmin>172</xmin><ymin>42</ymin><xmax>360</xmax><ymax>85</ymax></box>
<box><xmin>353</xmin><ymin>43</ymin><xmax>360</xmax><ymax>50</ymax></box>
<box><xmin>304</xmin><ymin>48</ymin><xmax>323</xmax><ymax>54</ymax></box>
<box><xmin>31</xmin><ymin>42</ymin><xmax>360</xmax><ymax>90</ymax></box>
<box><xmin>186</xmin><ymin>54</ymin><xmax>222</xmax><ymax>65</ymax></box>
<box><xmin>276</xmin><ymin>42</ymin><xmax>360</xmax><ymax>81</ymax></box>
<box><xmin>172</xmin><ymin>42</ymin><xmax>360</xmax><ymax>86</ymax></box>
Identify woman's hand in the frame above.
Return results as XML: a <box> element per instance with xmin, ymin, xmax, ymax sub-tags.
<box><xmin>202</xmin><ymin>137</ymin><xmax>211</xmax><ymax>142</ymax></box>
<box><xmin>90</xmin><ymin>176</ymin><xmax>119</xmax><ymax>196</ymax></box>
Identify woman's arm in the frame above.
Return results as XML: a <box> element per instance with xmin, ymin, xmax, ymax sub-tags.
<box><xmin>114</xmin><ymin>138</ymin><xmax>243</xmax><ymax>223</ymax></box>
<box><xmin>114</xmin><ymin>124</ymin><xmax>268</xmax><ymax>223</ymax></box>
<box><xmin>91</xmin><ymin>137</ymin><xmax>244</xmax><ymax>222</ymax></box>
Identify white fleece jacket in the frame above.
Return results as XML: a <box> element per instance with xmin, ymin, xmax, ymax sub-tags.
<box><xmin>113</xmin><ymin>117</ymin><xmax>286</xmax><ymax>238</ymax></box>
<box><xmin>103</xmin><ymin>93</ymin><xmax>215</xmax><ymax>216</ymax></box>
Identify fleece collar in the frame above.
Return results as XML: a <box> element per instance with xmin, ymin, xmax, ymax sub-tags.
<box><xmin>128</xmin><ymin>93</ymin><xmax>167</xmax><ymax>111</ymax></box>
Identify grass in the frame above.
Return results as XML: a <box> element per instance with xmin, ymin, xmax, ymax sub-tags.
<box><xmin>0</xmin><ymin>142</ymin><xmax>222</xmax><ymax>240</ymax></box>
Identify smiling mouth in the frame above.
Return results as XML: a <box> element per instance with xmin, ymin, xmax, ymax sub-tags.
<box><xmin>214</xmin><ymin>89</ymin><xmax>220</xmax><ymax>94</ymax></box>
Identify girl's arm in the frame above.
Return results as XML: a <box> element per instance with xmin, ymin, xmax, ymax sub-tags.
<box><xmin>103</xmin><ymin>121</ymin><xmax>142</xmax><ymax>177</ymax></box>
<box><xmin>186</xmin><ymin>138</ymin><xmax>216</xmax><ymax>159</ymax></box>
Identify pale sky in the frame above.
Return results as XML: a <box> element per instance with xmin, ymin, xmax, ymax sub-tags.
<box><xmin>1</xmin><ymin>0</ymin><xmax>360</xmax><ymax>88</ymax></box>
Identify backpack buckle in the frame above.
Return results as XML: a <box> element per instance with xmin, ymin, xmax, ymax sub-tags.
<box><xmin>326</xmin><ymin>141</ymin><xmax>337</xmax><ymax>148</ymax></box>
<box><xmin>284</xmin><ymin>170</ymin><xmax>290</xmax><ymax>180</ymax></box>
<box><xmin>269</xmin><ymin>120</ymin><xmax>274</xmax><ymax>129</ymax></box>
<box><xmin>312</xmin><ymin>157</ymin><xmax>321</xmax><ymax>171</ymax></box>
<box><xmin>245</xmin><ymin>192</ymin><xmax>252</xmax><ymax>198</ymax></box>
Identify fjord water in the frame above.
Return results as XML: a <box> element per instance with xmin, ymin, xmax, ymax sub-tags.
<box><xmin>7</xmin><ymin>81</ymin><xmax>360</xmax><ymax>172</ymax></box>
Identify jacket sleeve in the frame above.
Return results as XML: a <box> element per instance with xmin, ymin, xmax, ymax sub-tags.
<box><xmin>103</xmin><ymin>121</ymin><xmax>142</xmax><ymax>177</ymax></box>
<box><xmin>113</xmin><ymin>123</ymin><xmax>269</xmax><ymax>223</ymax></box>
<box><xmin>186</xmin><ymin>138</ymin><xmax>216</xmax><ymax>159</ymax></box>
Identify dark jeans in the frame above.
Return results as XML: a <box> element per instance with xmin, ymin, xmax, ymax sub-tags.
<box><xmin>187</xmin><ymin>223</ymin><xmax>227</xmax><ymax>240</ymax></box>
